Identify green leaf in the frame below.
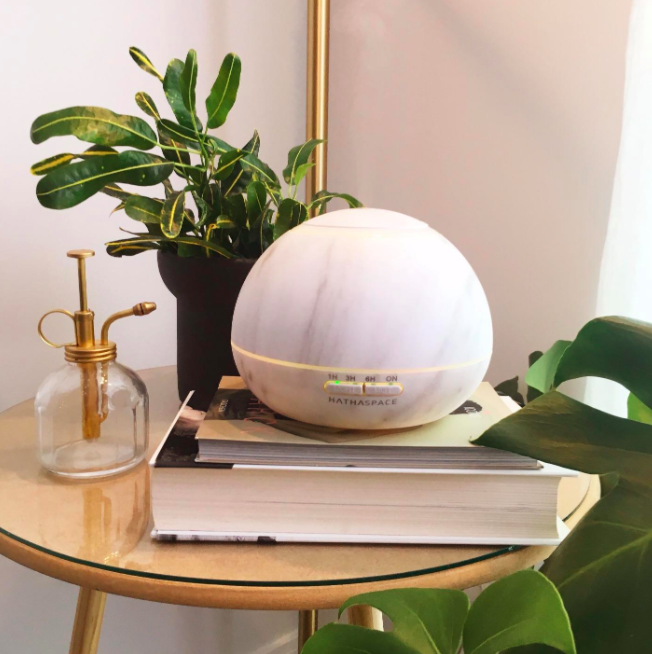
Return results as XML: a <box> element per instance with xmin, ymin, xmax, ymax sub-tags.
<box><xmin>32</xmin><ymin>145</ymin><xmax>119</xmax><ymax>176</ymax></box>
<box><xmin>206</xmin><ymin>135</ymin><xmax>235</xmax><ymax>155</ymax></box>
<box><xmin>246</xmin><ymin>181</ymin><xmax>266</xmax><ymax>222</ymax></box>
<box><xmin>174</xmin><ymin>236</ymin><xmax>233</xmax><ymax>258</ymax></box>
<box><xmin>310</xmin><ymin>190</ymin><xmax>363</xmax><ymax>215</ymax></box>
<box><xmin>213</xmin><ymin>150</ymin><xmax>244</xmax><ymax>180</ymax></box>
<box><xmin>226</xmin><ymin>194</ymin><xmax>247</xmax><ymax>228</ymax></box>
<box><xmin>157</xmin><ymin>118</ymin><xmax>199</xmax><ymax>146</ymax></box>
<box><xmin>242</xmin><ymin>130</ymin><xmax>261</xmax><ymax>156</ymax></box>
<box><xmin>524</xmin><ymin>340</ymin><xmax>571</xmax><ymax>393</ymax></box>
<box><xmin>206</xmin><ymin>53</ymin><xmax>242</xmax><ymax>129</ymax></box>
<box><xmin>263</xmin><ymin>181</ymin><xmax>282</xmax><ymax>206</ymax></box>
<box><xmin>202</xmin><ymin>182</ymin><xmax>222</xmax><ymax>211</ymax></box>
<box><xmin>106</xmin><ymin>236</ymin><xmax>160</xmax><ymax>257</ymax></box>
<box><xmin>340</xmin><ymin>588</ymin><xmax>469</xmax><ymax>654</ymax></box>
<box><xmin>179</xmin><ymin>49</ymin><xmax>198</xmax><ymax>122</ymax></box>
<box><xmin>78</xmin><ymin>145</ymin><xmax>119</xmax><ymax>159</ymax></box>
<box><xmin>463</xmin><ymin>570</ymin><xmax>575</xmax><ymax>654</ymax></box>
<box><xmin>124</xmin><ymin>196</ymin><xmax>163</xmax><ymax>224</ymax></box>
<box><xmin>240</xmin><ymin>153</ymin><xmax>280</xmax><ymax>187</ymax></box>
<box><xmin>163</xmin><ymin>59</ymin><xmax>201</xmax><ymax>130</ymax></box>
<box><xmin>128</xmin><ymin>47</ymin><xmax>163</xmax><ymax>81</ymax></box>
<box><xmin>302</xmin><ymin>623</ymin><xmax>418</xmax><ymax>654</ymax></box>
<box><xmin>627</xmin><ymin>392</ymin><xmax>652</xmax><ymax>425</ymax></box>
<box><xmin>293</xmin><ymin>162</ymin><xmax>314</xmax><ymax>188</ymax></box>
<box><xmin>101</xmin><ymin>183</ymin><xmax>133</xmax><ymax>201</ymax></box>
<box><xmin>476</xmin><ymin>390</ymin><xmax>652</xmax><ymax>653</ymax></box>
<box><xmin>221</xmin><ymin>130</ymin><xmax>261</xmax><ymax>196</ymax></box>
<box><xmin>553</xmin><ymin>317</ymin><xmax>652</xmax><ymax>409</ymax></box>
<box><xmin>157</xmin><ymin>126</ymin><xmax>191</xmax><ymax>169</ymax></box>
<box><xmin>209</xmin><ymin>216</ymin><xmax>237</xmax><ymax>230</ymax></box>
<box><xmin>36</xmin><ymin>151</ymin><xmax>173</xmax><ymax>209</ymax></box>
<box><xmin>274</xmin><ymin>198</ymin><xmax>307</xmax><ymax>239</ymax></box>
<box><xmin>161</xmin><ymin>191</ymin><xmax>186</xmax><ymax>238</ymax></box>
<box><xmin>162</xmin><ymin>178</ymin><xmax>175</xmax><ymax>198</ymax></box>
<box><xmin>526</xmin><ymin>351</ymin><xmax>544</xmax><ymax>403</ymax></box>
<box><xmin>31</xmin><ymin>106</ymin><xmax>157</xmax><ymax>150</ymax></box>
<box><xmin>135</xmin><ymin>92</ymin><xmax>160</xmax><ymax>120</ymax></box>
<box><xmin>283</xmin><ymin>138</ymin><xmax>323</xmax><ymax>184</ymax></box>
<box><xmin>247</xmin><ymin>207</ymin><xmax>273</xmax><ymax>256</ymax></box>
<box><xmin>494</xmin><ymin>377</ymin><xmax>524</xmax><ymax>405</ymax></box>
<box><xmin>477</xmin><ymin>391</ymin><xmax>652</xmax><ymax>487</ymax></box>
<box><xmin>193</xmin><ymin>194</ymin><xmax>211</xmax><ymax>227</ymax></box>
<box><xmin>110</xmin><ymin>201</ymin><xmax>125</xmax><ymax>215</ymax></box>
<box><xmin>30</xmin><ymin>153</ymin><xmax>75</xmax><ymax>176</ymax></box>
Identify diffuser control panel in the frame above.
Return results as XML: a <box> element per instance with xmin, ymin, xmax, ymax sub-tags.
<box><xmin>323</xmin><ymin>380</ymin><xmax>403</xmax><ymax>397</ymax></box>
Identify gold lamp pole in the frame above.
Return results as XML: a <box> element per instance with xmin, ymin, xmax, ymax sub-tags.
<box><xmin>298</xmin><ymin>4</ymin><xmax>384</xmax><ymax>646</ymax></box>
<box><xmin>297</xmin><ymin>1</ymin><xmax>330</xmax><ymax>649</ymax></box>
<box><xmin>305</xmin><ymin>0</ymin><xmax>330</xmax><ymax>214</ymax></box>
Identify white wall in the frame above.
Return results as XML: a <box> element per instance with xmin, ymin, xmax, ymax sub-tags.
<box><xmin>329</xmin><ymin>0</ymin><xmax>631</xmax><ymax>386</ymax></box>
<box><xmin>0</xmin><ymin>1</ymin><xmax>631</xmax><ymax>653</ymax></box>
<box><xmin>0</xmin><ymin>1</ymin><xmax>309</xmax><ymax>652</ymax></box>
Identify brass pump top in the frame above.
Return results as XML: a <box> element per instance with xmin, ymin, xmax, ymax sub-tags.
<box><xmin>38</xmin><ymin>249</ymin><xmax>157</xmax><ymax>363</ymax></box>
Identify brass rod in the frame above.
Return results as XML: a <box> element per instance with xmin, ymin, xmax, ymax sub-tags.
<box><xmin>77</xmin><ymin>258</ymin><xmax>89</xmax><ymax>312</ymax></box>
<box><xmin>69</xmin><ymin>587</ymin><xmax>107</xmax><ymax>654</ymax></box>
<box><xmin>306</xmin><ymin>0</ymin><xmax>330</xmax><ymax>214</ymax></box>
<box><xmin>297</xmin><ymin>610</ymin><xmax>318</xmax><ymax>652</ymax></box>
<box><xmin>348</xmin><ymin>605</ymin><xmax>384</xmax><ymax>630</ymax></box>
<box><xmin>80</xmin><ymin>363</ymin><xmax>101</xmax><ymax>440</ymax></box>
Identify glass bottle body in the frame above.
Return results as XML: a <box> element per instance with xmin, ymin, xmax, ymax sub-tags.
<box><xmin>35</xmin><ymin>360</ymin><xmax>148</xmax><ymax>478</ymax></box>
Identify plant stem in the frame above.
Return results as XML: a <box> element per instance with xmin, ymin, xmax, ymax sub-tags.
<box><xmin>172</xmin><ymin>162</ymin><xmax>206</xmax><ymax>171</ymax></box>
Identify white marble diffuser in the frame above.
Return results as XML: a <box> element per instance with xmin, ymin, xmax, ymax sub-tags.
<box><xmin>231</xmin><ymin>208</ymin><xmax>492</xmax><ymax>429</ymax></box>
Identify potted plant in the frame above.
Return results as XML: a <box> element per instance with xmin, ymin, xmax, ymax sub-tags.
<box><xmin>30</xmin><ymin>46</ymin><xmax>362</xmax><ymax>407</ymax></box>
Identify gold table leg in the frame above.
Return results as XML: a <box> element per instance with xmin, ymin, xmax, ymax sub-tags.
<box><xmin>69</xmin><ymin>587</ymin><xmax>107</xmax><ymax>654</ymax></box>
<box><xmin>348</xmin><ymin>605</ymin><xmax>384</xmax><ymax>630</ymax></box>
<box><xmin>297</xmin><ymin>609</ymin><xmax>318</xmax><ymax>651</ymax></box>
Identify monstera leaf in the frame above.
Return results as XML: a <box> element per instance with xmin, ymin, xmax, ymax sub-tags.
<box><xmin>301</xmin><ymin>570</ymin><xmax>574</xmax><ymax>654</ymax></box>
<box><xmin>476</xmin><ymin>316</ymin><xmax>652</xmax><ymax>654</ymax></box>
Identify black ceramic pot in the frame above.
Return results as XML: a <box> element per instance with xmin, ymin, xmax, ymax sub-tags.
<box><xmin>157</xmin><ymin>251</ymin><xmax>256</xmax><ymax>410</ymax></box>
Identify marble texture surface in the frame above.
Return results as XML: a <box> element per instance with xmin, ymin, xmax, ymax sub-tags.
<box><xmin>231</xmin><ymin>208</ymin><xmax>492</xmax><ymax>428</ymax></box>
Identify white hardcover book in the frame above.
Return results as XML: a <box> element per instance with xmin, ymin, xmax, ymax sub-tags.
<box><xmin>149</xmin><ymin>384</ymin><xmax>577</xmax><ymax>545</ymax></box>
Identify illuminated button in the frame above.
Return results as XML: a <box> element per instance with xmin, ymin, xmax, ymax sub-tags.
<box><xmin>364</xmin><ymin>382</ymin><xmax>403</xmax><ymax>396</ymax></box>
<box><xmin>324</xmin><ymin>381</ymin><xmax>364</xmax><ymax>396</ymax></box>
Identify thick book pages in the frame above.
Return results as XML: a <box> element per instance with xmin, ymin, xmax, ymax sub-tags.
<box><xmin>150</xmin><ymin>465</ymin><xmax>572</xmax><ymax>545</ymax></box>
<box><xmin>194</xmin><ymin>381</ymin><xmax>538</xmax><ymax>469</ymax></box>
<box><xmin>149</xmin><ymin>389</ymin><xmax>575</xmax><ymax>545</ymax></box>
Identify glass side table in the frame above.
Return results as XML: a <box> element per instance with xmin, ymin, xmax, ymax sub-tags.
<box><xmin>0</xmin><ymin>366</ymin><xmax>599</xmax><ymax>654</ymax></box>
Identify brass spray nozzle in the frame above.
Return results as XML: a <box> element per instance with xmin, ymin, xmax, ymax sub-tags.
<box><xmin>101</xmin><ymin>302</ymin><xmax>157</xmax><ymax>345</ymax></box>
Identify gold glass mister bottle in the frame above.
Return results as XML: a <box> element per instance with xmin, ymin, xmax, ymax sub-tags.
<box><xmin>35</xmin><ymin>250</ymin><xmax>156</xmax><ymax>478</ymax></box>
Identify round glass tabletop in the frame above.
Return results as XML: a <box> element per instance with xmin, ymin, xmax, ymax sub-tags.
<box><xmin>0</xmin><ymin>366</ymin><xmax>592</xmax><ymax>590</ymax></box>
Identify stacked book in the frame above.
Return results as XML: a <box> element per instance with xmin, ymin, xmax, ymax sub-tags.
<box><xmin>150</xmin><ymin>380</ymin><xmax>574</xmax><ymax>545</ymax></box>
